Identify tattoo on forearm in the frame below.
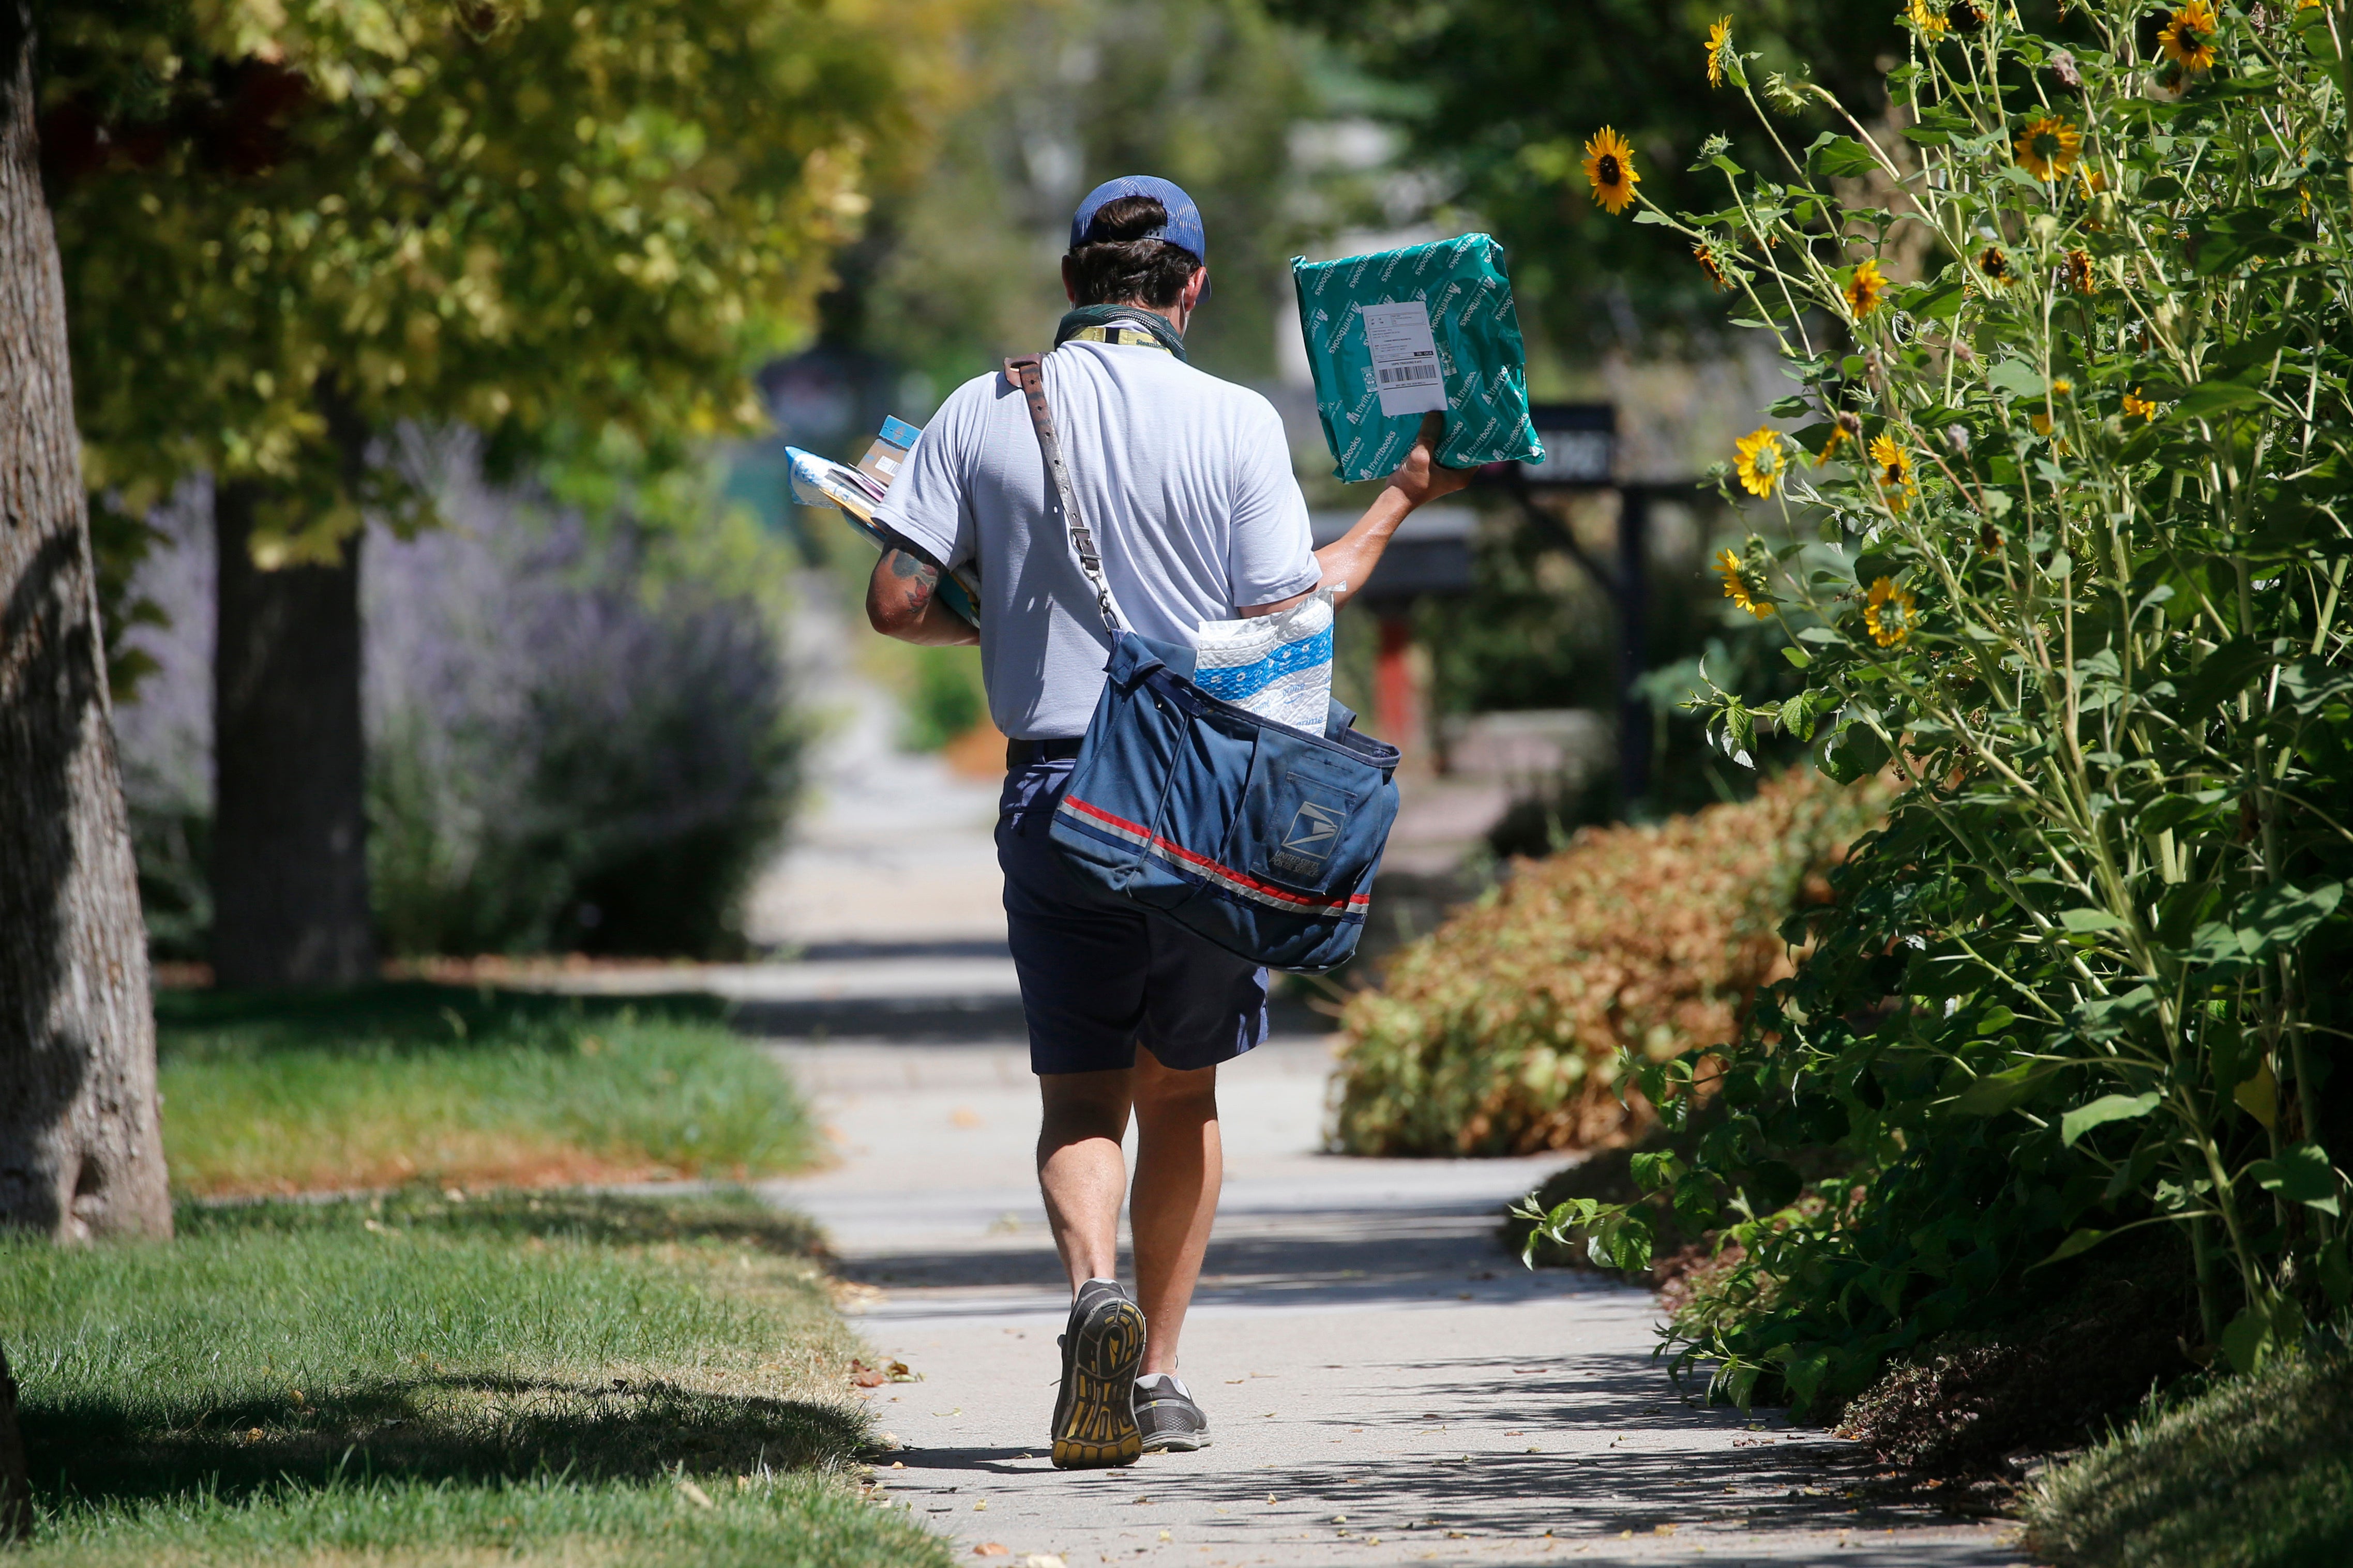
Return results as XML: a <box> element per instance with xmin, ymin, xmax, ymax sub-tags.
<box><xmin>886</xmin><ymin>550</ymin><xmax>940</xmax><ymax>615</ymax></box>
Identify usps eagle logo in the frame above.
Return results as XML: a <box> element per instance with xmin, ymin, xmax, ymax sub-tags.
<box><xmin>1281</xmin><ymin>801</ymin><xmax>1345</xmax><ymax>862</ymax></box>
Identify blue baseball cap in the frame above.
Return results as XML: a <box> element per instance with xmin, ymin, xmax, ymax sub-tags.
<box><xmin>1069</xmin><ymin>175</ymin><xmax>1210</xmax><ymax>298</ymax></box>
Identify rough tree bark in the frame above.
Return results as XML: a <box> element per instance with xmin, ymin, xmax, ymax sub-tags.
<box><xmin>0</xmin><ymin>1341</ymin><xmax>25</xmax><ymax>1542</ymax></box>
<box><xmin>0</xmin><ymin>2</ymin><xmax>174</xmax><ymax>1241</ymax></box>
<box><xmin>210</xmin><ymin>480</ymin><xmax>375</xmax><ymax>986</ymax></box>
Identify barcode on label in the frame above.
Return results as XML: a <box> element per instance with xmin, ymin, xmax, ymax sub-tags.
<box><xmin>1360</xmin><ymin>299</ymin><xmax>1450</xmax><ymax>417</ymax></box>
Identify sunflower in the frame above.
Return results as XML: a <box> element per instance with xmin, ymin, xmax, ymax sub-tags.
<box><xmin>1908</xmin><ymin>0</ymin><xmax>1948</xmax><ymax>37</ymax></box>
<box><xmin>1845</xmin><ymin>257</ymin><xmax>1889</xmax><ymax>318</ymax></box>
<box><xmin>1733</xmin><ymin>428</ymin><xmax>1787</xmax><ymax>497</ymax></box>
<box><xmin>2159</xmin><ymin>1</ymin><xmax>2220</xmax><ymax>74</ymax></box>
<box><xmin>1715</xmin><ymin>543</ymin><xmax>1775</xmax><ymax>618</ymax></box>
<box><xmin>1948</xmin><ymin>0</ymin><xmax>1985</xmax><ymax>31</ymax></box>
<box><xmin>1819</xmin><ymin>410</ymin><xmax>1864</xmax><ymax>462</ymax></box>
<box><xmin>1869</xmin><ymin>434</ymin><xmax>1917</xmax><ymax>513</ymax></box>
<box><xmin>1977</xmin><ymin>246</ymin><xmax>2011</xmax><ymax>287</ymax></box>
<box><xmin>1584</xmin><ymin>128</ymin><xmax>1640</xmax><ymax>215</ymax></box>
<box><xmin>1693</xmin><ymin>239</ymin><xmax>1731</xmax><ymax>291</ymax></box>
<box><xmin>2123</xmin><ymin>387</ymin><xmax>2158</xmax><ymax>420</ymax></box>
<box><xmin>1864</xmin><ymin>577</ymin><xmax>1919</xmax><ymax>648</ymax></box>
<box><xmin>2065</xmin><ymin>248</ymin><xmax>2094</xmax><ymax>294</ymax></box>
<box><xmin>2015</xmin><ymin>115</ymin><xmax>2083</xmax><ymax>181</ymax></box>
<box><xmin>1706</xmin><ymin>17</ymin><xmax>1732</xmax><ymax>88</ymax></box>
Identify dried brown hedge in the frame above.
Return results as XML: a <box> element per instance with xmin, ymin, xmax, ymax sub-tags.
<box><xmin>1329</xmin><ymin>768</ymin><xmax>1887</xmax><ymax>1157</ymax></box>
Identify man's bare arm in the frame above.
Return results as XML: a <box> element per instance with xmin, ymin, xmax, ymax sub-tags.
<box><xmin>1236</xmin><ymin>411</ymin><xmax>1473</xmax><ymax>619</ymax></box>
<box><xmin>867</xmin><ymin>547</ymin><xmax>981</xmax><ymax>646</ymax></box>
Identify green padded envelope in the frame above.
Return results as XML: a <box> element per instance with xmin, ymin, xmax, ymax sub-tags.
<box><xmin>1291</xmin><ymin>234</ymin><xmax>1545</xmax><ymax>483</ymax></box>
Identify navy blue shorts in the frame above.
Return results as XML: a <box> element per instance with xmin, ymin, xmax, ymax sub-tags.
<box><xmin>998</xmin><ymin>759</ymin><xmax>1269</xmax><ymax>1076</ymax></box>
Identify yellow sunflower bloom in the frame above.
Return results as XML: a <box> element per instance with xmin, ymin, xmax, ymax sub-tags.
<box><xmin>1865</xmin><ymin>577</ymin><xmax>1919</xmax><ymax>648</ymax></box>
<box><xmin>1584</xmin><ymin>128</ymin><xmax>1640</xmax><ymax>216</ymax></box>
<box><xmin>2065</xmin><ymin>249</ymin><xmax>2095</xmax><ymax>294</ymax></box>
<box><xmin>1733</xmin><ymin>428</ymin><xmax>1787</xmax><ymax>497</ymax></box>
<box><xmin>1869</xmin><ymin>434</ymin><xmax>1917</xmax><ymax>513</ymax></box>
<box><xmin>1908</xmin><ymin>0</ymin><xmax>1948</xmax><ymax>37</ymax></box>
<box><xmin>2123</xmin><ymin>387</ymin><xmax>2158</xmax><ymax>420</ymax></box>
<box><xmin>1715</xmin><ymin>546</ymin><xmax>1774</xmax><ymax>618</ymax></box>
<box><xmin>1706</xmin><ymin>17</ymin><xmax>1732</xmax><ymax>88</ymax></box>
<box><xmin>2159</xmin><ymin>1</ymin><xmax>2220</xmax><ymax>74</ymax></box>
<box><xmin>2015</xmin><ymin>115</ymin><xmax>2083</xmax><ymax>182</ymax></box>
<box><xmin>1845</xmin><ymin>257</ymin><xmax>1889</xmax><ymax>318</ymax></box>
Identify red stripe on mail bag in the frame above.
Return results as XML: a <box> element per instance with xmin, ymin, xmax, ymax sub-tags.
<box><xmin>1058</xmin><ymin>795</ymin><xmax>1370</xmax><ymax>914</ymax></box>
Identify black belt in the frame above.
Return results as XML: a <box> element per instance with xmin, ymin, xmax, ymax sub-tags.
<box><xmin>1006</xmin><ymin>737</ymin><xmax>1084</xmax><ymax>767</ymax></box>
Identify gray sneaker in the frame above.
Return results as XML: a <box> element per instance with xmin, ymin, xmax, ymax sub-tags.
<box><xmin>1050</xmin><ymin>1278</ymin><xmax>1145</xmax><ymax>1469</ymax></box>
<box><xmin>1134</xmin><ymin>1372</ymin><xmax>1211</xmax><ymax>1452</ymax></box>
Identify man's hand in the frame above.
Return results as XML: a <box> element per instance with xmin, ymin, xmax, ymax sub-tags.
<box><xmin>867</xmin><ymin>547</ymin><xmax>980</xmax><ymax>646</ymax></box>
<box><xmin>1385</xmin><ymin>410</ymin><xmax>1474</xmax><ymax>508</ymax></box>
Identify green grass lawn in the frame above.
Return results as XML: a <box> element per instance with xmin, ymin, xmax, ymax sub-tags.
<box><xmin>2025</xmin><ymin>1350</ymin><xmax>2353</xmax><ymax>1568</ymax></box>
<box><xmin>5</xmin><ymin>1188</ymin><xmax>951</xmax><ymax>1566</ymax></box>
<box><xmin>157</xmin><ymin>984</ymin><xmax>816</xmax><ymax>1196</ymax></box>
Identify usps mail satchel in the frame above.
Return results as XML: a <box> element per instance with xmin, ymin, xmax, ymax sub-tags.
<box><xmin>1003</xmin><ymin>353</ymin><xmax>1400</xmax><ymax>973</ymax></box>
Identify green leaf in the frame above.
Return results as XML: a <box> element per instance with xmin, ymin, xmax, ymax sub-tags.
<box><xmin>1820</xmin><ymin>722</ymin><xmax>1889</xmax><ymax>784</ymax></box>
<box><xmin>2137</xmin><ymin>794</ymin><xmax>2216</xmax><ymax>836</ymax></box>
<box><xmin>1987</xmin><ymin>359</ymin><xmax>2045</xmax><ymax>399</ymax></box>
<box><xmin>1907</xmin><ymin>277</ymin><xmax>1967</xmax><ymax>321</ymax></box>
<box><xmin>2030</xmin><ymin>1227</ymin><xmax>2110</xmax><ymax>1269</ymax></box>
<box><xmin>2061</xmin><ymin>1091</ymin><xmax>2163</xmax><ymax>1147</ymax></box>
<box><xmin>1782</xmin><ymin>646</ymin><xmax>1812</xmax><ymax>669</ymax></box>
<box><xmin>2234</xmin><ymin>880</ymin><xmax>2345</xmax><ymax>958</ymax></box>
<box><xmin>2321</xmin><ymin>1237</ymin><xmax>2353</xmax><ymax>1310</ymax></box>
<box><xmin>1951</xmin><ymin>1062</ymin><xmax>2039</xmax><ymax>1116</ymax></box>
<box><xmin>2059</xmin><ymin>908</ymin><xmax>2126</xmax><ymax>934</ymax></box>
<box><xmin>1742</xmin><ymin>1161</ymin><xmax>1805</xmax><ymax>1213</ymax></box>
<box><xmin>2248</xmin><ymin>1142</ymin><xmax>2343</xmax><ymax>1216</ymax></box>
<box><xmin>1630</xmin><ymin>1150</ymin><xmax>1682</xmax><ymax>1191</ymax></box>
<box><xmin>1806</xmin><ymin>134</ymin><xmax>1878</xmax><ymax>180</ymax></box>
<box><xmin>1974</xmin><ymin>1006</ymin><xmax>2017</xmax><ymax>1033</ymax></box>
<box><xmin>2221</xmin><ymin>1305</ymin><xmax>2276</xmax><ymax>1374</ymax></box>
<box><xmin>2171</xmin><ymin>378</ymin><xmax>2269</xmax><ymax>420</ymax></box>
<box><xmin>2074</xmin><ymin>986</ymin><xmax>2158</xmax><ymax>1042</ymax></box>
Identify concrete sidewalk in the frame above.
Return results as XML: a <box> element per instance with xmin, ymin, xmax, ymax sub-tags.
<box><xmin>756</xmin><ymin>1037</ymin><xmax>2024</xmax><ymax>1568</ymax></box>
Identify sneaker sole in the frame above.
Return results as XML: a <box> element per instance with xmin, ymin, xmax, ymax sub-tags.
<box><xmin>1051</xmin><ymin>1299</ymin><xmax>1145</xmax><ymax>1469</ymax></box>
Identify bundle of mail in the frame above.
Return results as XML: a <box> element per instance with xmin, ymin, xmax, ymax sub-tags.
<box><xmin>787</xmin><ymin>415</ymin><xmax>982</xmax><ymax>627</ymax></box>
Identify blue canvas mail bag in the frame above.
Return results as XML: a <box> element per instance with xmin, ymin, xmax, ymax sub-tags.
<box><xmin>1003</xmin><ymin>353</ymin><xmax>1400</xmax><ymax>972</ymax></box>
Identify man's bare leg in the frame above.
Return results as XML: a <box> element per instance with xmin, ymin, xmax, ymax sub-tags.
<box><xmin>1038</xmin><ymin>1069</ymin><xmax>1132</xmax><ymax>1289</ymax></box>
<box><xmin>1037</xmin><ymin>1056</ymin><xmax>1223</xmax><ymax>1357</ymax></box>
<box><xmin>1127</xmin><ymin>1051</ymin><xmax>1220</xmax><ymax>1376</ymax></box>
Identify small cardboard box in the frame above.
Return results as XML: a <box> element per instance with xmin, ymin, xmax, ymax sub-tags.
<box><xmin>1291</xmin><ymin>235</ymin><xmax>1545</xmax><ymax>483</ymax></box>
<box><xmin>854</xmin><ymin>414</ymin><xmax>924</xmax><ymax>493</ymax></box>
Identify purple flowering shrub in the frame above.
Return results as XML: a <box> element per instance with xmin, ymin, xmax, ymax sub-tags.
<box><xmin>112</xmin><ymin>459</ymin><xmax>802</xmax><ymax>959</ymax></box>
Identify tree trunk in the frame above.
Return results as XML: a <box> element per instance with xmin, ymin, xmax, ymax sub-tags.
<box><xmin>0</xmin><ymin>1341</ymin><xmax>26</xmax><ymax>1542</ymax></box>
<box><xmin>210</xmin><ymin>482</ymin><xmax>375</xmax><ymax>986</ymax></box>
<box><xmin>0</xmin><ymin>2</ymin><xmax>173</xmax><ymax>1241</ymax></box>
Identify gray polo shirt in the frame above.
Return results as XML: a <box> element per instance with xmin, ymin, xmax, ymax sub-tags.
<box><xmin>875</xmin><ymin>339</ymin><xmax>1320</xmax><ymax>739</ymax></box>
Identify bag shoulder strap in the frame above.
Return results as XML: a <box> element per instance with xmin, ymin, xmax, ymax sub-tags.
<box><xmin>1005</xmin><ymin>353</ymin><xmax>1125</xmax><ymax>635</ymax></box>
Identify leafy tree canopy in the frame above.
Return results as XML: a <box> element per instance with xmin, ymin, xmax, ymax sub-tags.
<box><xmin>1265</xmin><ymin>0</ymin><xmax>1905</xmax><ymax>357</ymax></box>
<box><xmin>42</xmin><ymin>0</ymin><xmax>952</xmax><ymax>559</ymax></box>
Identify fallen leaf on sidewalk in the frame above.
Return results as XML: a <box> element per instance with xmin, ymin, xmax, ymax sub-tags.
<box><xmin>1653</xmin><ymin>1523</ymin><xmax>1678</xmax><ymax>1535</ymax></box>
<box><xmin>1019</xmin><ymin>1557</ymin><xmax>1066</xmax><ymax>1568</ymax></box>
<box><xmin>971</xmin><ymin>1545</ymin><xmax>1008</xmax><ymax>1558</ymax></box>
